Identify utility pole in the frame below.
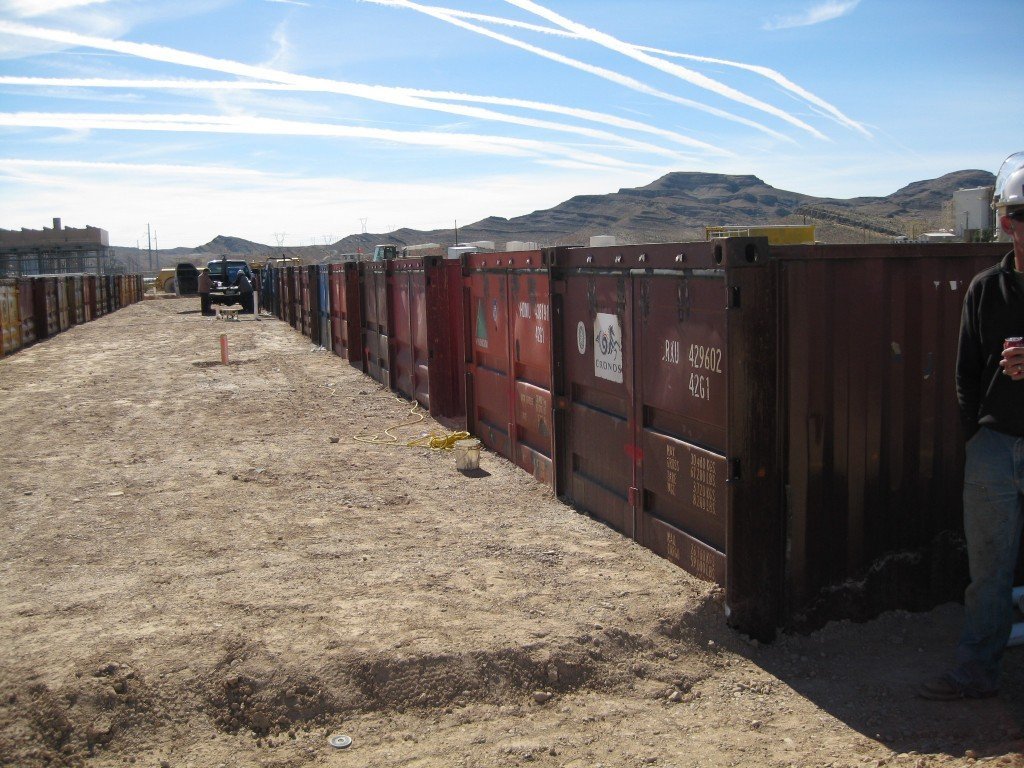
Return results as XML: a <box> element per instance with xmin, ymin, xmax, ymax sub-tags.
<box><xmin>154</xmin><ymin>231</ymin><xmax>158</xmax><ymax>271</ymax></box>
<box><xmin>147</xmin><ymin>223</ymin><xmax>153</xmax><ymax>272</ymax></box>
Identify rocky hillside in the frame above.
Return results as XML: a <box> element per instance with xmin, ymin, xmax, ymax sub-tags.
<box><xmin>116</xmin><ymin>169</ymin><xmax>995</xmax><ymax>269</ymax></box>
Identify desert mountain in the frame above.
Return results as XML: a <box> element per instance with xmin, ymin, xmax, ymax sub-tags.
<box><xmin>115</xmin><ymin>169</ymin><xmax>996</xmax><ymax>269</ymax></box>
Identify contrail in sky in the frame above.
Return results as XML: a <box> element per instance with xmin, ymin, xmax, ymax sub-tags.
<box><xmin>500</xmin><ymin>0</ymin><xmax>827</xmax><ymax>140</ymax></box>
<box><xmin>361</xmin><ymin>0</ymin><xmax>797</xmax><ymax>143</ymax></box>
<box><xmin>0</xmin><ymin>111</ymin><xmax>651</xmax><ymax>170</ymax></box>
<box><xmin>0</xmin><ymin>76</ymin><xmax>726</xmax><ymax>159</ymax></box>
<box><xmin>393</xmin><ymin>3</ymin><xmax>869</xmax><ymax>137</ymax></box>
<box><xmin>0</xmin><ymin>21</ymin><xmax>732</xmax><ymax>158</ymax></box>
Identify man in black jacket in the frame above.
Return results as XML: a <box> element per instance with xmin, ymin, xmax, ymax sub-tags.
<box><xmin>920</xmin><ymin>156</ymin><xmax>1024</xmax><ymax>700</ymax></box>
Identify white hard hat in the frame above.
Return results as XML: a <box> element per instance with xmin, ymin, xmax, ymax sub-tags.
<box><xmin>994</xmin><ymin>151</ymin><xmax>1024</xmax><ymax>210</ymax></box>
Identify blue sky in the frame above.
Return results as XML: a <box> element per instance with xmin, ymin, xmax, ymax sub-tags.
<box><xmin>0</xmin><ymin>0</ymin><xmax>1018</xmax><ymax>249</ymax></box>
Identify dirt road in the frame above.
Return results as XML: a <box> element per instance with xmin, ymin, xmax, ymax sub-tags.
<box><xmin>1</xmin><ymin>297</ymin><xmax>1021</xmax><ymax>767</ymax></box>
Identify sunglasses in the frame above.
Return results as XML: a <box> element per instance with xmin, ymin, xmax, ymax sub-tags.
<box><xmin>1008</xmin><ymin>209</ymin><xmax>1024</xmax><ymax>222</ymax></box>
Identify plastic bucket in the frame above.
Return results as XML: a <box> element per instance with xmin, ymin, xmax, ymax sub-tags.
<box><xmin>454</xmin><ymin>438</ymin><xmax>481</xmax><ymax>472</ymax></box>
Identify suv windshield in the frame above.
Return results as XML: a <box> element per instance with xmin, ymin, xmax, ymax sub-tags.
<box><xmin>207</xmin><ymin>260</ymin><xmax>253</xmax><ymax>284</ymax></box>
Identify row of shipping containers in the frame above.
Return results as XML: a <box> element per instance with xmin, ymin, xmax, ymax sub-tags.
<box><xmin>0</xmin><ymin>273</ymin><xmax>144</xmax><ymax>358</ymax></box>
<box><xmin>261</xmin><ymin>239</ymin><xmax>1010</xmax><ymax>639</ymax></box>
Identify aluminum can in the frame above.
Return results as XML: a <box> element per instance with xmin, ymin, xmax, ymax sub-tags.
<box><xmin>1005</xmin><ymin>337</ymin><xmax>1024</xmax><ymax>349</ymax></box>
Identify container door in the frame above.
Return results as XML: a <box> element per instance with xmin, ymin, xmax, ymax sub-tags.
<box><xmin>633</xmin><ymin>264</ymin><xmax>729</xmax><ymax>584</ymax></box>
<box><xmin>508</xmin><ymin>267</ymin><xmax>555</xmax><ymax>485</ymax></box>
<box><xmin>465</xmin><ymin>263</ymin><xmax>513</xmax><ymax>460</ymax></box>
<box><xmin>319</xmin><ymin>265</ymin><xmax>331</xmax><ymax>348</ymax></box>
<box><xmin>554</xmin><ymin>266</ymin><xmax>634</xmax><ymax>534</ymax></box>
<box><xmin>360</xmin><ymin>262</ymin><xmax>391</xmax><ymax>386</ymax></box>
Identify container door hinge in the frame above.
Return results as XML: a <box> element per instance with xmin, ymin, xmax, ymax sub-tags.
<box><xmin>726</xmin><ymin>459</ymin><xmax>741</xmax><ymax>484</ymax></box>
<box><xmin>628</xmin><ymin>486</ymin><xmax>639</xmax><ymax>507</ymax></box>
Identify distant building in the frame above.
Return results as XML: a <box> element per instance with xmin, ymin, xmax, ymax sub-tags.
<box><xmin>952</xmin><ymin>186</ymin><xmax>995</xmax><ymax>241</ymax></box>
<box><xmin>0</xmin><ymin>218</ymin><xmax>113</xmax><ymax>276</ymax></box>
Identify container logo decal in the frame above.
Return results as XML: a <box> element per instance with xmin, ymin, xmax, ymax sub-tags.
<box><xmin>475</xmin><ymin>298</ymin><xmax>489</xmax><ymax>349</ymax></box>
<box><xmin>593</xmin><ymin>312</ymin><xmax>623</xmax><ymax>383</ymax></box>
<box><xmin>576</xmin><ymin>321</ymin><xmax>586</xmax><ymax>355</ymax></box>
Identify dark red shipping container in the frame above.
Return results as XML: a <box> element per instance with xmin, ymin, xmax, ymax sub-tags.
<box><xmin>360</xmin><ymin>261</ymin><xmax>391</xmax><ymax>387</ymax></box>
<box><xmin>771</xmin><ymin>241</ymin><xmax>1010</xmax><ymax>628</ymax></box>
<box><xmin>387</xmin><ymin>256</ymin><xmax>466</xmax><ymax>421</ymax></box>
<box><xmin>32</xmin><ymin>277</ymin><xmax>59</xmax><ymax>339</ymax></box>
<box><xmin>17</xmin><ymin>278</ymin><xmax>36</xmax><ymax>347</ymax></box>
<box><xmin>328</xmin><ymin>263</ymin><xmax>363</xmax><ymax>368</ymax></box>
<box><xmin>465</xmin><ymin>249</ymin><xmax>556</xmax><ymax>485</ymax></box>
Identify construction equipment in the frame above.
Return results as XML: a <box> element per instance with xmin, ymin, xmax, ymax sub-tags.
<box><xmin>154</xmin><ymin>267</ymin><xmax>178</xmax><ymax>294</ymax></box>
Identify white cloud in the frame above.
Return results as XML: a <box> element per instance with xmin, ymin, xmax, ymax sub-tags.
<box><xmin>373</xmin><ymin>1</ymin><xmax>869</xmax><ymax>138</ymax></box>
<box><xmin>0</xmin><ymin>111</ymin><xmax>655</xmax><ymax>171</ymax></box>
<box><xmin>764</xmin><ymin>1</ymin><xmax>861</xmax><ymax>31</ymax></box>
<box><xmin>0</xmin><ymin>0</ymin><xmax>112</xmax><ymax>16</ymax></box>
<box><xmin>362</xmin><ymin>0</ymin><xmax>796</xmax><ymax>143</ymax></box>
<box><xmin>500</xmin><ymin>0</ymin><xmax>827</xmax><ymax>140</ymax></box>
<box><xmin>0</xmin><ymin>22</ymin><xmax>726</xmax><ymax>158</ymax></box>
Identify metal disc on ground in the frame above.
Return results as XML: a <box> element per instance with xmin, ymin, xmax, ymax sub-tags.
<box><xmin>329</xmin><ymin>734</ymin><xmax>352</xmax><ymax>749</ymax></box>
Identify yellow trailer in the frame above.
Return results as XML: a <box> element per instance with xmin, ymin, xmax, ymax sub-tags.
<box><xmin>705</xmin><ymin>224</ymin><xmax>816</xmax><ymax>245</ymax></box>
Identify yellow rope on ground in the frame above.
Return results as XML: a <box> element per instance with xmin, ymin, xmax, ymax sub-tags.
<box><xmin>352</xmin><ymin>399</ymin><xmax>470</xmax><ymax>450</ymax></box>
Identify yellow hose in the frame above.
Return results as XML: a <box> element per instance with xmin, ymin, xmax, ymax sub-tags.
<box><xmin>353</xmin><ymin>399</ymin><xmax>470</xmax><ymax>450</ymax></box>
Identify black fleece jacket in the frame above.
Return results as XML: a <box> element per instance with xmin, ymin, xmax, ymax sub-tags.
<box><xmin>956</xmin><ymin>252</ymin><xmax>1024</xmax><ymax>438</ymax></box>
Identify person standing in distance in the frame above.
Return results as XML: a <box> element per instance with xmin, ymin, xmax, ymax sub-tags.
<box><xmin>920</xmin><ymin>152</ymin><xmax>1024</xmax><ymax>700</ymax></box>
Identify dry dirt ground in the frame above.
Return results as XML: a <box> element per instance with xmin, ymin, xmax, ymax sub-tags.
<box><xmin>1</xmin><ymin>297</ymin><xmax>1023</xmax><ymax>768</ymax></box>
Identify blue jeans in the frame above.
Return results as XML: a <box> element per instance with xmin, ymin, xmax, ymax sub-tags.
<box><xmin>953</xmin><ymin>427</ymin><xmax>1024</xmax><ymax>692</ymax></box>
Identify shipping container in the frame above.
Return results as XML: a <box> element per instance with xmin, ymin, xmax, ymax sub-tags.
<box><xmin>55</xmin><ymin>276</ymin><xmax>70</xmax><ymax>331</ymax></box>
<box><xmin>318</xmin><ymin>264</ymin><xmax>331</xmax><ymax>350</ymax></box>
<box><xmin>328</xmin><ymin>263</ymin><xmax>363</xmax><ymax>368</ymax></box>
<box><xmin>389</xmin><ymin>258</ymin><xmax>431</xmax><ymax>410</ymax></box>
<box><xmin>83</xmin><ymin>275</ymin><xmax>94</xmax><ymax>322</ymax></box>
<box><xmin>431</xmin><ymin>257</ymin><xmax>467</xmax><ymax>421</ymax></box>
<box><xmin>360</xmin><ymin>261</ymin><xmax>392</xmax><ymax>387</ymax></box>
<box><xmin>16</xmin><ymin>278</ymin><xmax>36</xmax><ymax>347</ymax></box>
<box><xmin>550</xmin><ymin>240</ymin><xmax>773</xmax><ymax>624</ymax></box>
<box><xmin>771</xmin><ymin>241</ymin><xmax>1009</xmax><ymax>628</ymax></box>
<box><xmin>300</xmin><ymin>267</ymin><xmax>312</xmax><ymax>338</ymax></box>
<box><xmin>32</xmin><ymin>277</ymin><xmax>59</xmax><ymax>339</ymax></box>
<box><xmin>0</xmin><ymin>279</ymin><xmax>21</xmax><ymax>355</ymax></box>
<box><xmin>465</xmin><ymin>249</ymin><xmax>556</xmax><ymax>485</ymax></box>
<box><xmin>69</xmin><ymin>275</ymin><xmax>85</xmax><ymax>325</ymax></box>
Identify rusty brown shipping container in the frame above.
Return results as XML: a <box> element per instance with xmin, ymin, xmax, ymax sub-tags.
<box><xmin>328</xmin><ymin>263</ymin><xmax>362</xmax><ymax>368</ymax></box>
<box><xmin>360</xmin><ymin>261</ymin><xmax>392</xmax><ymax>387</ymax></box>
<box><xmin>550</xmin><ymin>240</ymin><xmax>775</xmax><ymax>633</ymax></box>
<box><xmin>106</xmin><ymin>275</ymin><xmax>119</xmax><ymax>313</ymax></box>
<box><xmin>292</xmin><ymin>267</ymin><xmax>302</xmax><ymax>328</ymax></box>
<box><xmin>32</xmin><ymin>277</ymin><xmax>59</xmax><ymax>339</ymax></box>
<box><xmin>16</xmin><ymin>278</ymin><xmax>36</xmax><ymax>347</ymax></box>
<box><xmin>83</xmin><ymin>275</ymin><xmax>94</xmax><ymax>322</ymax></box>
<box><xmin>465</xmin><ymin>249</ymin><xmax>556</xmax><ymax>485</ymax></box>
<box><xmin>389</xmin><ymin>258</ymin><xmax>432</xmax><ymax>411</ymax></box>
<box><xmin>771</xmin><ymin>241</ymin><xmax>1010</xmax><ymax>628</ymax></box>
<box><xmin>68</xmin><ymin>275</ymin><xmax>85</xmax><ymax>325</ymax></box>
<box><xmin>0</xmin><ymin>279</ymin><xmax>21</xmax><ymax>356</ymax></box>
<box><xmin>300</xmin><ymin>268</ymin><xmax>312</xmax><ymax>338</ymax></box>
<box><xmin>388</xmin><ymin>256</ymin><xmax>467</xmax><ymax>421</ymax></box>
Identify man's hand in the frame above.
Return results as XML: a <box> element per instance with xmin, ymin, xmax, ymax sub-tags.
<box><xmin>1000</xmin><ymin>344</ymin><xmax>1024</xmax><ymax>381</ymax></box>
